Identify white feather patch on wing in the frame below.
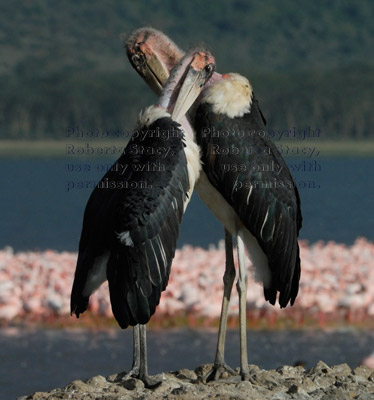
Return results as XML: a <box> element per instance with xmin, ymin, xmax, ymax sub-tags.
<box><xmin>246</xmin><ymin>184</ymin><xmax>254</xmax><ymax>205</ymax></box>
<box><xmin>260</xmin><ymin>208</ymin><xmax>270</xmax><ymax>240</ymax></box>
<box><xmin>156</xmin><ymin>235</ymin><xmax>167</xmax><ymax>267</ymax></box>
<box><xmin>117</xmin><ymin>231</ymin><xmax>134</xmax><ymax>247</ymax></box>
<box><xmin>148</xmin><ymin>239</ymin><xmax>162</xmax><ymax>285</ymax></box>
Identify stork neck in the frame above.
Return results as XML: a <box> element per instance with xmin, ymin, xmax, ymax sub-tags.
<box><xmin>178</xmin><ymin>115</ymin><xmax>195</xmax><ymax>141</ymax></box>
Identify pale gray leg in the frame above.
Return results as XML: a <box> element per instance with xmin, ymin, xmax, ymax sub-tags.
<box><xmin>236</xmin><ymin>227</ymin><xmax>249</xmax><ymax>380</ymax></box>
<box><xmin>205</xmin><ymin>229</ymin><xmax>236</xmax><ymax>381</ymax></box>
<box><xmin>124</xmin><ymin>324</ymin><xmax>140</xmax><ymax>378</ymax></box>
<box><xmin>138</xmin><ymin>324</ymin><xmax>162</xmax><ymax>388</ymax></box>
<box><xmin>124</xmin><ymin>324</ymin><xmax>162</xmax><ymax>388</ymax></box>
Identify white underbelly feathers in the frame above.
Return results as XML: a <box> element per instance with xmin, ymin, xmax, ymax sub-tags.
<box><xmin>195</xmin><ymin>172</ymin><xmax>271</xmax><ymax>287</ymax></box>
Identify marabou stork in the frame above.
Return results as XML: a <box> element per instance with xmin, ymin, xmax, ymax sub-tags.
<box><xmin>126</xmin><ymin>28</ymin><xmax>302</xmax><ymax>381</ymax></box>
<box><xmin>70</xmin><ymin>48</ymin><xmax>215</xmax><ymax>387</ymax></box>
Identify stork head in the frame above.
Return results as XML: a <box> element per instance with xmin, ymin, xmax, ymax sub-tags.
<box><xmin>125</xmin><ymin>27</ymin><xmax>184</xmax><ymax>95</ymax></box>
<box><xmin>158</xmin><ymin>49</ymin><xmax>216</xmax><ymax>122</ymax></box>
<box><xmin>126</xmin><ymin>27</ymin><xmax>222</xmax><ymax>95</ymax></box>
<box><xmin>138</xmin><ymin>49</ymin><xmax>216</xmax><ymax>128</ymax></box>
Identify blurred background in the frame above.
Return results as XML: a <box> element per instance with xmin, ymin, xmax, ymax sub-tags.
<box><xmin>0</xmin><ymin>0</ymin><xmax>373</xmax><ymax>250</ymax></box>
<box><xmin>1</xmin><ymin>0</ymin><xmax>373</xmax><ymax>141</ymax></box>
<box><xmin>1</xmin><ymin>1</ymin><xmax>373</xmax><ymax>398</ymax></box>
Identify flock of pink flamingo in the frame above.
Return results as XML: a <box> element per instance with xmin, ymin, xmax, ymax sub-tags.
<box><xmin>1</xmin><ymin>238</ymin><xmax>373</xmax><ymax>367</ymax></box>
<box><xmin>0</xmin><ymin>237</ymin><xmax>373</xmax><ymax>324</ymax></box>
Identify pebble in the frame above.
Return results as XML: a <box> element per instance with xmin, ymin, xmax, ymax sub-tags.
<box><xmin>18</xmin><ymin>362</ymin><xmax>374</xmax><ymax>400</ymax></box>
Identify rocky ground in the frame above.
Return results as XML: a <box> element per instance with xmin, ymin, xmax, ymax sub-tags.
<box><xmin>19</xmin><ymin>361</ymin><xmax>374</xmax><ymax>400</ymax></box>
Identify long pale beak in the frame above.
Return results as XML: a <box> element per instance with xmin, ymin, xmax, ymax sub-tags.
<box><xmin>172</xmin><ymin>64</ymin><xmax>214</xmax><ymax>122</ymax></box>
<box><xmin>128</xmin><ymin>38</ymin><xmax>170</xmax><ymax>95</ymax></box>
<box><xmin>141</xmin><ymin>54</ymin><xmax>169</xmax><ymax>95</ymax></box>
<box><xmin>130</xmin><ymin>52</ymin><xmax>169</xmax><ymax>95</ymax></box>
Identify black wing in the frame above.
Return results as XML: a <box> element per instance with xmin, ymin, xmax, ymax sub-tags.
<box><xmin>195</xmin><ymin>96</ymin><xmax>302</xmax><ymax>307</ymax></box>
<box><xmin>71</xmin><ymin>117</ymin><xmax>189</xmax><ymax>327</ymax></box>
<box><xmin>70</xmin><ymin>151</ymin><xmax>130</xmax><ymax>317</ymax></box>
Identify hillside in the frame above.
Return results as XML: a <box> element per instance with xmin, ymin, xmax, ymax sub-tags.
<box><xmin>1</xmin><ymin>0</ymin><xmax>373</xmax><ymax>140</ymax></box>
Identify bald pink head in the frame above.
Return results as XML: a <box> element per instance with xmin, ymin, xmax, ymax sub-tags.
<box><xmin>125</xmin><ymin>27</ymin><xmax>221</xmax><ymax>93</ymax></box>
<box><xmin>158</xmin><ymin>48</ymin><xmax>216</xmax><ymax>121</ymax></box>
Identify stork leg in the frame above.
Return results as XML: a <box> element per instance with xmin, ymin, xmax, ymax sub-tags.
<box><xmin>236</xmin><ymin>227</ymin><xmax>249</xmax><ymax>380</ymax></box>
<box><xmin>138</xmin><ymin>324</ymin><xmax>162</xmax><ymax>388</ymax></box>
<box><xmin>123</xmin><ymin>324</ymin><xmax>162</xmax><ymax>388</ymax></box>
<box><xmin>124</xmin><ymin>324</ymin><xmax>140</xmax><ymax>379</ymax></box>
<box><xmin>205</xmin><ymin>229</ymin><xmax>236</xmax><ymax>382</ymax></box>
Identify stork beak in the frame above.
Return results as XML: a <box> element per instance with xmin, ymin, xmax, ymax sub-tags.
<box><xmin>142</xmin><ymin>54</ymin><xmax>169</xmax><ymax>94</ymax></box>
<box><xmin>172</xmin><ymin>61</ymin><xmax>215</xmax><ymax>122</ymax></box>
<box><xmin>127</xmin><ymin>43</ymin><xmax>169</xmax><ymax>95</ymax></box>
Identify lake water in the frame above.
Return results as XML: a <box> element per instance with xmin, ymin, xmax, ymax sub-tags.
<box><xmin>1</xmin><ymin>327</ymin><xmax>373</xmax><ymax>399</ymax></box>
<box><xmin>1</xmin><ymin>156</ymin><xmax>374</xmax><ymax>399</ymax></box>
<box><xmin>0</xmin><ymin>156</ymin><xmax>373</xmax><ymax>251</ymax></box>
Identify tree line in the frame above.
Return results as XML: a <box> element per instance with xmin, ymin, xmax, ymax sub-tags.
<box><xmin>1</xmin><ymin>66</ymin><xmax>372</xmax><ymax>140</ymax></box>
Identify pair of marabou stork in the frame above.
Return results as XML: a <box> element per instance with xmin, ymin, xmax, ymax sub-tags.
<box><xmin>71</xmin><ymin>28</ymin><xmax>302</xmax><ymax>386</ymax></box>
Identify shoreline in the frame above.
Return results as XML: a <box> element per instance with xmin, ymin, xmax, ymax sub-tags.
<box><xmin>3</xmin><ymin>311</ymin><xmax>374</xmax><ymax>331</ymax></box>
<box><xmin>1</xmin><ymin>139</ymin><xmax>374</xmax><ymax>157</ymax></box>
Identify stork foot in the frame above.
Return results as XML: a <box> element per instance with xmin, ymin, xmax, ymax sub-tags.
<box><xmin>120</xmin><ymin>369</ymin><xmax>162</xmax><ymax>389</ymax></box>
<box><xmin>239</xmin><ymin>369</ymin><xmax>250</xmax><ymax>381</ymax></box>
<box><xmin>204</xmin><ymin>362</ymin><xmax>237</xmax><ymax>382</ymax></box>
<box><xmin>138</xmin><ymin>373</ymin><xmax>163</xmax><ymax>389</ymax></box>
<box><xmin>123</xmin><ymin>366</ymin><xmax>140</xmax><ymax>381</ymax></box>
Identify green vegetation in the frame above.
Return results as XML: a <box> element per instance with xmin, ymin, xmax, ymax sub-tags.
<box><xmin>1</xmin><ymin>1</ymin><xmax>373</xmax><ymax>141</ymax></box>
